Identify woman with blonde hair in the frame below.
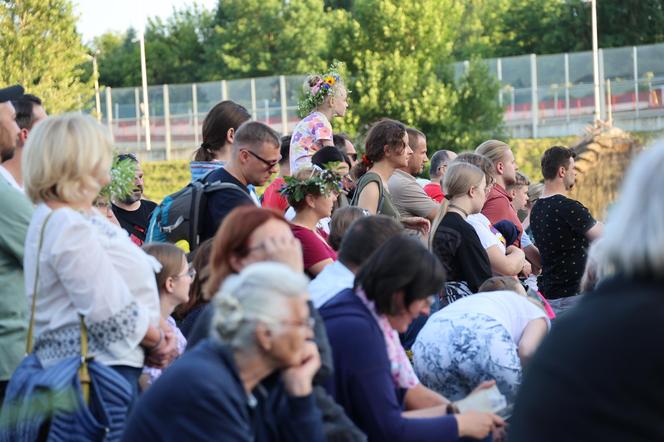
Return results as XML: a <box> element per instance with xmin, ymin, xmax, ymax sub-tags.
<box><xmin>290</xmin><ymin>64</ymin><xmax>348</xmax><ymax>172</ymax></box>
<box><xmin>455</xmin><ymin>152</ymin><xmax>527</xmax><ymax>277</ymax></box>
<box><xmin>429</xmin><ymin>162</ymin><xmax>492</xmax><ymax>306</ymax></box>
<box><xmin>20</xmin><ymin>114</ymin><xmax>175</xmax><ymax>403</ymax></box>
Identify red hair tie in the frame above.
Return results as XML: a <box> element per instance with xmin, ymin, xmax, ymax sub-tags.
<box><xmin>361</xmin><ymin>154</ymin><xmax>372</xmax><ymax>167</ymax></box>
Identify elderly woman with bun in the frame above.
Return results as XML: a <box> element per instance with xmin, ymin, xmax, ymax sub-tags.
<box><xmin>123</xmin><ymin>263</ymin><xmax>324</xmax><ymax>441</ymax></box>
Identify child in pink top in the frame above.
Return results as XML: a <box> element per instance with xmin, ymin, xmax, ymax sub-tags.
<box><xmin>290</xmin><ymin>64</ymin><xmax>348</xmax><ymax>172</ymax></box>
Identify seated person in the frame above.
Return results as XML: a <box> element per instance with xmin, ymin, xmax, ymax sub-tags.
<box><xmin>413</xmin><ymin>277</ymin><xmax>550</xmax><ymax>405</ymax></box>
<box><xmin>321</xmin><ymin>236</ymin><xmax>504</xmax><ymax>441</ymax></box>
<box><xmin>123</xmin><ymin>263</ymin><xmax>324</xmax><ymax>441</ymax></box>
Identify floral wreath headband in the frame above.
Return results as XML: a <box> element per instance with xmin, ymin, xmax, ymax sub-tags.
<box><xmin>297</xmin><ymin>62</ymin><xmax>346</xmax><ymax>117</ymax></box>
<box><xmin>279</xmin><ymin>166</ymin><xmax>343</xmax><ymax>203</ymax></box>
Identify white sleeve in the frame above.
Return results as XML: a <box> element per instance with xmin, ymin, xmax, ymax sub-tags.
<box><xmin>521</xmin><ymin>230</ymin><xmax>533</xmax><ymax>248</ymax></box>
<box><xmin>48</xmin><ymin>213</ymin><xmax>150</xmax><ymax>355</ymax></box>
<box><xmin>467</xmin><ymin>215</ymin><xmax>502</xmax><ymax>250</ymax></box>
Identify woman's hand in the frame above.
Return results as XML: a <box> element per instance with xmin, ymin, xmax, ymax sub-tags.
<box><xmin>456</xmin><ymin>411</ymin><xmax>505</xmax><ymax>439</ymax></box>
<box><xmin>402</xmin><ymin>216</ymin><xmax>431</xmax><ymax>237</ymax></box>
<box><xmin>281</xmin><ymin>341</ymin><xmax>321</xmax><ymax>397</ymax></box>
<box><xmin>246</xmin><ymin>235</ymin><xmax>304</xmax><ymax>273</ymax></box>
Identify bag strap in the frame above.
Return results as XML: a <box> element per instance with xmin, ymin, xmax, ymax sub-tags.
<box><xmin>26</xmin><ymin>211</ymin><xmax>55</xmax><ymax>354</ymax></box>
<box><xmin>25</xmin><ymin>210</ymin><xmax>91</xmax><ymax>404</ymax></box>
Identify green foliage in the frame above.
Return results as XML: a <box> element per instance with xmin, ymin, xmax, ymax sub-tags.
<box><xmin>141</xmin><ymin>160</ymin><xmax>191</xmax><ymax>203</ymax></box>
<box><xmin>204</xmin><ymin>0</ymin><xmax>328</xmax><ymax>79</ymax></box>
<box><xmin>327</xmin><ymin>0</ymin><xmax>504</xmax><ymax>153</ymax></box>
<box><xmin>0</xmin><ymin>0</ymin><xmax>92</xmax><ymax>114</ymax></box>
<box><xmin>99</xmin><ymin>157</ymin><xmax>137</xmax><ymax>200</ymax></box>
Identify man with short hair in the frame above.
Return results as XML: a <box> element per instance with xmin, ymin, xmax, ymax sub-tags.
<box><xmin>530</xmin><ymin>146</ymin><xmax>602</xmax><ymax>315</ymax></box>
<box><xmin>476</xmin><ymin>139</ymin><xmax>523</xmax><ymax>244</ymax></box>
<box><xmin>0</xmin><ymin>94</ymin><xmax>47</xmax><ymax>192</ymax></box>
<box><xmin>333</xmin><ymin>133</ymin><xmax>357</xmax><ymax>168</ymax></box>
<box><xmin>202</xmin><ymin>121</ymin><xmax>281</xmax><ymax>241</ymax></box>
<box><xmin>0</xmin><ymin>84</ymin><xmax>33</xmax><ymax>404</ymax></box>
<box><xmin>424</xmin><ymin>149</ymin><xmax>457</xmax><ymax>203</ymax></box>
<box><xmin>112</xmin><ymin>154</ymin><xmax>158</xmax><ymax>246</ymax></box>
<box><xmin>309</xmin><ymin>215</ymin><xmax>404</xmax><ymax>308</ymax></box>
<box><xmin>388</xmin><ymin>128</ymin><xmax>438</xmax><ymax>222</ymax></box>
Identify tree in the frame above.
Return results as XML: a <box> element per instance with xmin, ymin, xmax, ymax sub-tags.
<box><xmin>329</xmin><ymin>0</ymin><xmax>504</xmax><ymax>152</ymax></box>
<box><xmin>205</xmin><ymin>0</ymin><xmax>328</xmax><ymax>79</ymax></box>
<box><xmin>0</xmin><ymin>0</ymin><xmax>92</xmax><ymax>113</ymax></box>
<box><xmin>93</xmin><ymin>29</ymin><xmax>141</xmax><ymax>87</ymax></box>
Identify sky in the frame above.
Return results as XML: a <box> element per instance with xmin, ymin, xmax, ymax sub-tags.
<box><xmin>73</xmin><ymin>0</ymin><xmax>217</xmax><ymax>43</ymax></box>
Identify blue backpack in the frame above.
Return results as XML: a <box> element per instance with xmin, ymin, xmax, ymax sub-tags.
<box><xmin>146</xmin><ymin>176</ymin><xmax>245</xmax><ymax>251</ymax></box>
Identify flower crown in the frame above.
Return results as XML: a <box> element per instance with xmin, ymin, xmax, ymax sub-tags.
<box><xmin>297</xmin><ymin>62</ymin><xmax>344</xmax><ymax>118</ymax></box>
<box><xmin>280</xmin><ymin>166</ymin><xmax>343</xmax><ymax>203</ymax></box>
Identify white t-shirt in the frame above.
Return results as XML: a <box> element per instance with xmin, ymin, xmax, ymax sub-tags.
<box><xmin>308</xmin><ymin>260</ymin><xmax>355</xmax><ymax>308</ymax></box>
<box><xmin>0</xmin><ymin>166</ymin><xmax>22</xmax><ymax>192</ymax></box>
<box><xmin>467</xmin><ymin>213</ymin><xmax>506</xmax><ymax>254</ymax></box>
<box><xmin>436</xmin><ymin>290</ymin><xmax>550</xmax><ymax>344</ymax></box>
<box><xmin>521</xmin><ymin>230</ymin><xmax>534</xmax><ymax>248</ymax></box>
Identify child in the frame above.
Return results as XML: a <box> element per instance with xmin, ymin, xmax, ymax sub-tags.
<box><xmin>507</xmin><ymin>172</ymin><xmax>542</xmax><ymax>277</ymax></box>
<box><xmin>140</xmin><ymin>243</ymin><xmax>193</xmax><ymax>389</ymax></box>
<box><xmin>290</xmin><ymin>64</ymin><xmax>348</xmax><ymax>173</ymax></box>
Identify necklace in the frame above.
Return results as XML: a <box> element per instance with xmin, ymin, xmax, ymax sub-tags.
<box><xmin>448</xmin><ymin>204</ymin><xmax>469</xmax><ymax>218</ymax></box>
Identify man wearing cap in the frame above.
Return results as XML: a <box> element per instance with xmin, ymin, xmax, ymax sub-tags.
<box><xmin>0</xmin><ymin>84</ymin><xmax>34</xmax><ymax>404</ymax></box>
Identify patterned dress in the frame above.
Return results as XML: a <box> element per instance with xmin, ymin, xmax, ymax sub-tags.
<box><xmin>289</xmin><ymin>112</ymin><xmax>333</xmax><ymax>173</ymax></box>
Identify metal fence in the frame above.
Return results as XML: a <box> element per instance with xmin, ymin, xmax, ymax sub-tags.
<box><xmin>98</xmin><ymin>43</ymin><xmax>664</xmax><ymax>160</ymax></box>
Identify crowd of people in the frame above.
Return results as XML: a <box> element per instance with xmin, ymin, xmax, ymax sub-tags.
<box><xmin>0</xmin><ymin>61</ymin><xmax>662</xmax><ymax>442</ymax></box>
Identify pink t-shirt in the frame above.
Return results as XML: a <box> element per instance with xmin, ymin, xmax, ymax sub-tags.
<box><xmin>289</xmin><ymin>112</ymin><xmax>333</xmax><ymax>172</ymax></box>
<box><xmin>290</xmin><ymin>224</ymin><xmax>337</xmax><ymax>272</ymax></box>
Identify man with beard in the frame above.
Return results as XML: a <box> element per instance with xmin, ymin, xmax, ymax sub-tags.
<box><xmin>0</xmin><ymin>94</ymin><xmax>47</xmax><ymax>192</ymax></box>
<box><xmin>530</xmin><ymin>146</ymin><xmax>603</xmax><ymax>316</ymax></box>
<box><xmin>476</xmin><ymin>139</ymin><xmax>523</xmax><ymax>244</ymax></box>
<box><xmin>112</xmin><ymin>153</ymin><xmax>157</xmax><ymax>245</ymax></box>
<box><xmin>388</xmin><ymin>127</ymin><xmax>439</xmax><ymax>222</ymax></box>
<box><xmin>0</xmin><ymin>84</ymin><xmax>33</xmax><ymax>404</ymax></box>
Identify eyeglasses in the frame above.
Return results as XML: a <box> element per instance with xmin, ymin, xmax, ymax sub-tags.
<box><xmin>173</xmin><ymin>267</ymin><xmax>196</xmax><ymax>280</ymax></box>
<box><xmin>243</xmin><ymin>149</ymin><xmax>279</xmax><ymax>169</ymax></box>
<box><xmin>280</xmin><ymin>317</ymin><xmax>316</xmax><ymax>329</ymax></box>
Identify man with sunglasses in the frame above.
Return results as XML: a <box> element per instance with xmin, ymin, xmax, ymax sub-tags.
<box><xmin>201</xmin><ymin>121</ymin><xmax>281</xmax><ymax>241</ymax></box>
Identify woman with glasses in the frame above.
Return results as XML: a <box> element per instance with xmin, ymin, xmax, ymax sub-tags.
<box><xmin>282</xmin><ymin>167</ymin><xmax>340</xmax><ymax>277</ymax></box>
<box><xmin>124</xmin><ymin>263</ymin><xmax>325</xmax><ymax>441</ymax></box>
<box><xmin>321</xmin><ymin>235</ymin><xmax>504</xmax><ymax>441</ymax></box>
<box><xmin>428</xmin><ymin>162</ymin><xmax>493</xmax><ymax>306</ymax></box>
<box><xmin>140</xmin><ymin>243</ymin><xmax>195</xmax><ymax>389</ymax></box>
<box><xmin>186</xmin><ymin>205</ymin><xmax>365</xmax><ymax>441</ymax></box>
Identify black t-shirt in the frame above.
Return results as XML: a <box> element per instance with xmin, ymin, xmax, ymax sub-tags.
<box><xmin>530</xmin><ymin>194</ymin><xmax>595</xmax><ymax>299</ymax></box>
<box><xmin>201</xmin><ymin>168</ymin><xmax>254</xmax><ymax>241</ymax></box>
<box><xmin>432</xmin><ymin>212</ymin><xmax>492</xmax><ymax>292</ymax></box>
<box><xmin>112</xmin><ymin>199</ymin><xmax>157</xmax><ymax>246</ymax></box>
<box><xmin>510</xmin><ymin>276</ymin><xmax>664</xmax><ymax>442</ymax></box>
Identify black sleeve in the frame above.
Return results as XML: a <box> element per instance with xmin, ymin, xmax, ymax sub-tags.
<box><xmin>206</xmin><ymin>189</ymin><xmax>254</xmax><ymax>235</ymax></box>
<box><xmin>457</xmin><ymin>226</ymin><xmax>493</xmax><ymax>292</ymax></box>
<box><xmin>310</xmin><ymin>302</ymin><xmax>334</xmax><ymax>383</ymax></box>
<box><xmin>561</xmin><ymin>199</ymin><xmax>596</xmax><ymax>236</ymax></box>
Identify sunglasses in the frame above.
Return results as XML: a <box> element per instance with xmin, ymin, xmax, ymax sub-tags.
<box><xmin>243</xmin><ymin>149</ymin><xmax>279</xmax><ymax>169</ymax></box>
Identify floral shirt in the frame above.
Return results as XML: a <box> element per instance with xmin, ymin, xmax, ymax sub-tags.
<box><xmin>355</xmin><ymin>289</ymin><xmax>420</xmax><ymax>389</ymax></box>
<box><xmin>289</xmin><ymin>111</ymin><xmax>333</xmax><ymax>173</ymax></box>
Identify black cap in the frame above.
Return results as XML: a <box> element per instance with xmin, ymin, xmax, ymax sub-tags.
<box><xmin>0</xmin><ymin>85</ymin><xmax>24</xmax><ymax>103</ymax></box>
